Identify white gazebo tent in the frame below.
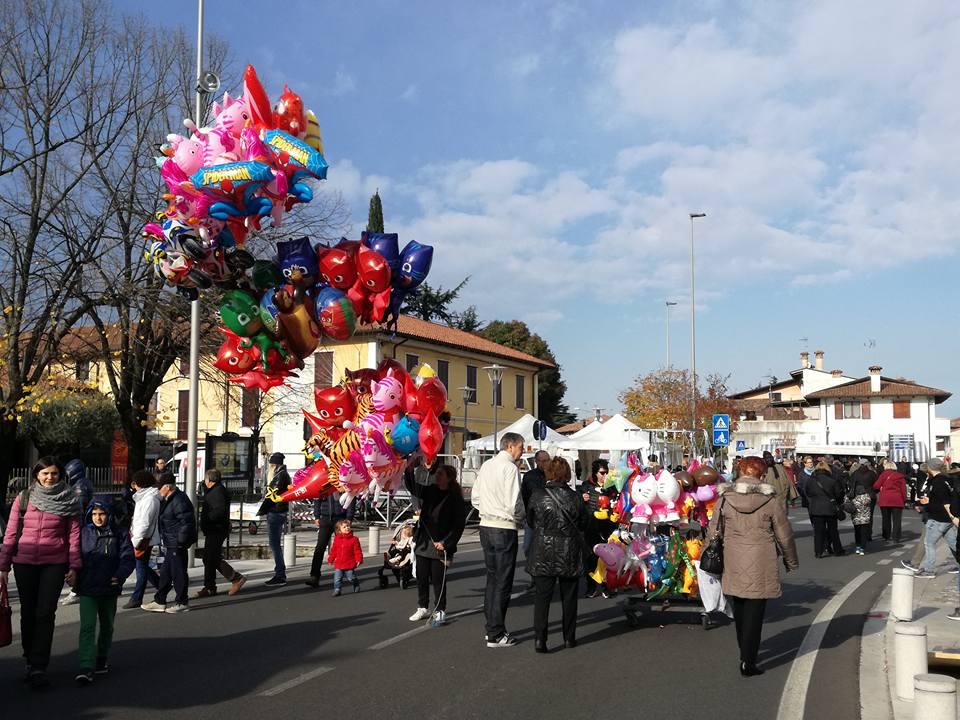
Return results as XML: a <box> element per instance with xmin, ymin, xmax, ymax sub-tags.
<box><xmin>560</xmin><ymin>413</ymin><xmax>649</xmax><ymax>452</ymax></box>
<box><xmin>465</xmin><ymin>413</ymin><xmax>566</xmax><ymax>452</ymax></box>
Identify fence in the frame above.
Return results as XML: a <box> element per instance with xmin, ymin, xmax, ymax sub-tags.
<box><xmin>7</xmin><ymin>466</ymin><xmax>129</xmax><ymax>496</ymax></box>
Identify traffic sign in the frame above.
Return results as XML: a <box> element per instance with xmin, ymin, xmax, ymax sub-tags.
<box><xmin>712</xmin><ymin>414</ymin><xmax>729</xmax><ymax>431</ymax></box>
<box><xmin>713</xmin><ymin>430</ymin><xmax>729</xmax><ymax>446</ymax></box>
<box><xmin>532</xmin><ymin>420</ymin><xmax>547</xmax><ymax>442</ymax></box>
<box><xmin>736</xmin><ymin>440</ymin><xmax>747</xmax><ymax>452</ymax></box>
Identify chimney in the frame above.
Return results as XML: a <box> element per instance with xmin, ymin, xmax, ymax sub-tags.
<box><xmin>800</xmin><ymin>351</ymin><xmax>809</xmax><ymax>369</ymax></box>
<box><xmin>814</xmin><ymin>350</ymin><xmax>824</xmax><ymax>371</ymax></box>
<box><xmin>831</xmin><ymin>369</ymin><xmax>843</xmax><ymax>378</ymax></box>
<box><xmin>869</xmin><ymin>365</ymin><xmax>882</xmax><ymax>393</ymax></box>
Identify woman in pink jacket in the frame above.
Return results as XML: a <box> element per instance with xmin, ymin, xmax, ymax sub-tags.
<box><xmin>873</xmin><ymin>460</ymin><xmax>908</xmax><ymax>543</ymax></box>
<box><xmin>0</xmin><ymin>457</ymin><xmax>82</xmax><ymax>689</ymax></box>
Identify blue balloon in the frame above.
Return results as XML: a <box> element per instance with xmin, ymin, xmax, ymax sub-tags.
<box><xmin>259</xmin><ymin>288</ymin><xmax>280</xmax><ymax>333</ymax></box>
<box><xmin>396</xmin><ymin>240</ymin><xmax>433</xmax><ymax>290</ymax></box>
<box><xmin>364</xmin><ymin>232</ymin><xmax>400</xmax><ymax>273</ymax></box>
<box><xmin>313</xmin><ymin>286</ymin><xmax>347</xmax><ymax>319</ymax></box>
<box><xmin>391</xmin><ymin>416</ymin><xmax>421</xmax><ymax>456</ymax></box>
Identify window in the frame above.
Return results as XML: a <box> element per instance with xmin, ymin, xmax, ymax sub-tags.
<box><xmin>405</xmin><ymin>353</ymin><xmax>420</xmax><ymax>373</ymax></box>
<box><xmin>836</xmin><ymin>401</ymin><xmax>861</xmax><ymax>419</ymax></box>
<box><xmin>314</xmin><ymin>351</ymin><xmax>333</xmax><ymax>388</ymax></box>
<box><xmin>179</xmin><ymin>358</ymin><xmax>189</xmax><ymax>376</ymax></box>
<box><xmin>75</xmin><ymin>360</ymin><xmax>90</xmax><ymax>382</ymax></box>
<box><xmin>515</xmin><ymin>375</ymin><xmax>525</xmax><ymax>409</ymax></box>
<box><xmin>242</xmin><ymin>388</ymin><xmax>260</xmax><ymax>428</ymax></box>
<box><xmin>893</xmin><ymin>400</ymin><xmax>911</xmax><ymax>419</ymax></box>
<box><xmin>466</xmin><ymin>365</ymin><xmax>477</xmax><ymax>403</ymax></box>
<box><xmin>769</xmin><ymin>391</ymin><xmax>782</xmax><ymax>402</ymax></box>
<box><xmin>436</xmin><ymin>359</ymin><xmax>449</xmax><ymax>389</ymax></box>
<box><xmin>177</xmin><ymin>390</ymin><xmax>189</xmax><ymax>439</ymax></box>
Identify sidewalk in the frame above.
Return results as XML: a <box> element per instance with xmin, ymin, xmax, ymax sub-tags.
<box><xmin>861</xmin><ymin>543</ymin><xmax>960</xmax><ymax>720</ymax></box>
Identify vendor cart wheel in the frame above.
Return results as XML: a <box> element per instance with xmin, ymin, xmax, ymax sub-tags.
<box><xmin>248</xmin><ymin>521</ymin><xmax>258</xmax><ymax>535</ymax></box>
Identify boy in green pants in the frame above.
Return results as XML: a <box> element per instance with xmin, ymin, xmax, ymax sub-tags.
<box><xmin>75</xmin><ymin>498</ymin><xmax>134</xmax><ymax>685</ymax></box>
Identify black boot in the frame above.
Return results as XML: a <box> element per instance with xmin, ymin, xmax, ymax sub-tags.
<box><xmin>740</xmin><ymin>662</ymin><xmax>765</xmax><ymax>677</ymax></box>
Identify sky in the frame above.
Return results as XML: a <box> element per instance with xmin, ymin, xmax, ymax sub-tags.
<box><xmin>126</xmin><ymin>0</ymin><xmax>960</xmax><ymax>419</ymax></box>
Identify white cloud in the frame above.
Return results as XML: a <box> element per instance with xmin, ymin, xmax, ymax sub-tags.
<box><xmin>329</xmin><ymin>67</ymin><xmax>357</xmax><ymax>96</ymax></box>
<box><xmin>400</xmin><ymin>84</ymin><xmax>418</xmax><ymax>101</ymax></box>
<box><xmin>508</xmin><ymin>53</ymin><xmax>541</xmax><ymax>78</ymax></box>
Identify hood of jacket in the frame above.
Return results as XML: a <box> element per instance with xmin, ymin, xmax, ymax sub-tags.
<box><xmin>718</xmin><ymin>481</ymin><xmax>777</xmax><ymax>514</ymax></box>
<box><xmin>84</xmin><ymin>498</ymin><xmax>115</xmax><ymax>528</ymax></box>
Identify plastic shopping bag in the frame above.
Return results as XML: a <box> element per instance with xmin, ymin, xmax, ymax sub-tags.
<box><xmin>696</xmin><ymin>562</ymin><xmax>733</xmax><ymax>618</ymax></box>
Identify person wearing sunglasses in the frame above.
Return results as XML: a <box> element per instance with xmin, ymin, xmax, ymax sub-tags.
<box><xmin>577</xmin><ymin>459</ymin><xmax>616</xmax><ymax>598</ymax></box>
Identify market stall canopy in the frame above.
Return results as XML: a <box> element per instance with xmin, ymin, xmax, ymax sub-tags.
<box><xmin>560</xmin><ymin>413</ymin><xmax>649</xmax><ymax>451</ymax></box>
<box><xmin>569</xmin><ymin>419</ymin><xmax>603</xmax><ymax>439</ymax></box>
<box><xmin>465</xmin><ymin>414</ymin><xmax>566</xmax><ymax>452</ymax></box>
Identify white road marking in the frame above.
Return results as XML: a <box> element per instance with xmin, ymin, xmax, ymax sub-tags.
<box><xmin>890</xmin><ymin>551</ymin><xmax>904</xmax><ymax>557</ymax></box>
<box><xmin>259</xmin><ymin>666</ymin><xmax>334</xmax><ymax>696</ymax></box>
<box><xmin>776</xmin><ymin>571</ymin><xmax>875</xmax><ymax>720</ymax></box>
<box><xmin>876</xmin><ymin>559</ymin><xmax>892</xmax><ymax>565</ymax></box>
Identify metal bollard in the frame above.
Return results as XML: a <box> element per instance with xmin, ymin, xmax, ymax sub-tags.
<box><xmin>283</xmin><ymin>532</ymin><xmax>297</xmax><ymax>568</ymax></box>
<box><xmin>368</xmin><ymin>526</ymin><xmax>382</xmax><ymax>556</ymax></box>
<box><xmin>895</xmin><ymin>623</ymin><xmax>928</xmax><ymax>701</ymax></box>
<box><xmin>891</xmin><ymin>568</ymin><xmax>915</xmax><ymax>621</ymax></box>
<box><xmin>914</xmin><ymin>674</ymin><xmax>957</xmax><ymax>719</ymax></box>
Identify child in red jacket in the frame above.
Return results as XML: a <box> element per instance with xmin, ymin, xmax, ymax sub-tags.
<box><xmin>328</xmin><ymin>519</ymin><xmax>363</xmax><ymax>596</ymax></box>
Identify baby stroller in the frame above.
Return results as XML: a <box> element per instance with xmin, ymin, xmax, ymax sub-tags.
<box><xmin>379</xmin><ymin>519</ymin><xmax>417</xmax><ymax>588</ymax></box>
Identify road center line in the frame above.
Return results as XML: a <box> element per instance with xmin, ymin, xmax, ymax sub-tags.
<box><xmin>876</xmin><ymin>559</ymin><xmax>892</xmax><ymax>565</ymax></box>
<box><xmin>259</xmin><ymin>666</ymin><xmax>334</xmax><ymax>696</ymax></box>
<box><xmin>776</xmin><ymin>571</ymin><xmax>875</xmax><ymax>720</ymax></box>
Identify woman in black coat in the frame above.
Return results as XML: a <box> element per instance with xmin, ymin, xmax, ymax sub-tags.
<box><xmin>804</xmin><ymin>461</ymin><xmax>846</xmax><ymax>558</ymax></box>
<box><xmin>405</xmin><ymin>463</ymin><xmax>466</xmax><ymax>626</ymax></box>
<box><xmin>577</xmin><ymin>459</ymin><xmax>616</xmax><ymax>598</ymax></box>
<box><xmin>527</xmin><ymin>457</ymin><xmax>588</xmax><ymax>653</ymax></box>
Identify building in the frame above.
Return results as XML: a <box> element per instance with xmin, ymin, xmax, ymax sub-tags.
<box><xmin>728</xmin><ymin>351</ymin><xmax>951</xmax><ymax>460</ymax></box>
<box><xmin>54</xmin><ymin>316</ymin><xmax>554</xmax><ymax>470</ymax></box>
<box><xmin>555</xmin><ymin>415</ymin><xmax>612</xmax><ymax>436</ymax></box>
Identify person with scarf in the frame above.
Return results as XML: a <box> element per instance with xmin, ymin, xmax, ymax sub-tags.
<box><xmin>0</xmin><ymin>457</ymin><xmax>82</xmax><ymax>689</ymax></box>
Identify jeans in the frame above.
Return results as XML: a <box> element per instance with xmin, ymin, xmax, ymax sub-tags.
<box><xmin>854</xmin><ymin>524</ymin><xmax>870</xmax><ymax>549</ymax></box>
<box><xmin>880</xmin><ymin>507</ymin><xmax>903</xmax><ymax>541</ymax></box>
<box><xmin>202</xmin><ymin>532</ymin><xmax>239</xmax><ymax>590</ymax></box>
<box><xmin>13</xmin><ymin>562</ymin><xmax>67</xmax><ymax>670</ymax></box>
<box><xmin>309</xmin><ymin>519</ymin><xmax>336</xmax><ymax>578</ymax></box>
<box><xmin>266</xmin><ymin>512</ymin><xmax>287</xmax><ymax>579</ymax></box>
<box><xmin>921</xmin><ymin>519</ymin><xmax>958</xmax><ymax>572</ymax></box>
<box><xmin>730</xmin><ymin>596</ymin><xmax>767</xmax><ymax>665</ymax></box>
<box><xmin>130</xmin><ymin>549</ymin><xmax>159</xmax><ymax>604</ymax></box>
<box><xmin>533</xmin><ymin>575</ymin><xmax>579</xmax><ymax>645</ymax></box>
<box><xmin>78</xmin><ymin>595</ymin><xmax>117</xmax><ymax>670</ymax></box>
<box><xmin>479</xmin><ymin>527</ymin><xmax>518</xmax><ymax>641</ymax></box>
<box><xmin>416</xmin><ymin>555</ymin><xmax>447</xmax><ymax>612</ymax></box>
<box><xmin>155</xmin><ymin>547</ymin><xmax>189</xmax><ymax>605</ymax></box>
<box><xmin>333</xmin><ymin>568</ymin><xmax>358</xmax><ymax>590</ymax></box>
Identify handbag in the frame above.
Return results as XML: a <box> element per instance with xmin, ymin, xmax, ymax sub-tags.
<box><xmin>814</xmin><ymin>476</ymin><xmax>845</xmax><ymax>520</ymax></box>
<box><xmin>0</xmin><ymin>581</ymin><xmax>12</xmax><ymax>648</ymax></box>
<box><xmin>699</xmin><ymin>498</ymin><xmax>725</xmax><ymax>575</ymax></box>
<box><xmin>842</xmin><ymin>498</ymin><xmax>856</xmax><ymax>515</ymax></box>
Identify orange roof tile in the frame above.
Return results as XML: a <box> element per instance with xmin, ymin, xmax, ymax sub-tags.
<box><xmin>806</xmin><ymin>376</ymin><xmax>951</xmax><ymax>403</ymax></box>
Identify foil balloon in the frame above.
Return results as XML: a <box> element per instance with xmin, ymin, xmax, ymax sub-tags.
<box><xmin>190</xmin><ymin>161</ymin><xmax>275</xmax><ymax>220</ymax></box>
<box><xmin>272</xmin><ymin>84</ymin><xmax>307</xmax><ymax>138</ymax></box>
<box><xmin>692</xmin><ymin>465</ymin><xmax>720</xmax><ymax>486</ymax></box>
<box><xmin>355</xmin><ymin>245</ymin><xmax>391</xmax><ymax>292</ymax></box>
<box><xmin>213</xmin><ymin>330</ymin><xmax>259</xmax><ymax>374</ymax></box>
<box><xmin>314</xmin><ymin>287</ymin><xmax>356</xmax><ymax>341</ymax></box>
<box><xmin>242</xmin><ymin>64</ymin><xmax>273</xmax><ymax>130</ymax></box>
<box><xmin>277</xmin><ymin>460</ymin><xmax>334</xmax><ymax>502</ymax></box>
<box><xmin>418</xmin><ymin>409</ymin><xmax>443</xmax><ymax>464</ymax></box>
<box><xmin>363</xmin><ymin>232</ymin><xmax>400</xmax><ymax>273</ymax></box>
<box><xmin>344</xmin><ymin>368</ymin><xmax>379</xmax><ymax>397</ymax></box>
<box><xmin>250</xmin><ymin>260</ymin><xmax>284</xmax><ymax>291</ymax></box>
<box><xmin>390</xmin><ymin>416</ymin><xmax>420</xmax><ymax>456</ymax></box>
<box><xmin>376</xmin><ymin>357</ymin><xmax>407</xmax><ymax>381</ymax></box>
<box><xmin>416</xmin><ymin>378</ymin><xmax>447</xmax><ymax>418</ymax></box>
<box><xmin>317</xmin><ymin>247</ymin><xmax>357</xmax><ymax>289</ymax></box>
<box><xmin>304</xmin><ymin>109</ymin><xmax>324</xmax><ymax>154</ymax></box>
<box><xmin>264</xmin><ymin>129</ymin><xmax>328</xmax><ymax>202</ymax></box>
<box><xmin>396</xmin><ymin>240</ymin><xmax>433</xmax><ymax>290</ymax></box>
<box><xmin>305</xmin><ymin>385</ymin><xmax>357</xmax><ymax>433</ymax></box>
<box><xmin>259</xmin><ymin>288</ymin><xmax>281</xmax><ymax>334</ymax></box>
<box><xmin>276</xmin><ymin>236</ymin><xmax>318</xmax><ymax>288</ymax></box>
<box><xmin>402</xmin><ymin>373</ymin><xmax>420</xmax><ymax>418</ymax></box>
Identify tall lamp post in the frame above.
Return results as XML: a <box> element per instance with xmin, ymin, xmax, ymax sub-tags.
<box><xmin>689</xmin><ymin>212</ymin><xmax>706</xmax><ymax>435</ymax></box>
<box><xmin>459</xmin><ymin>385</ymin><xmax>474</xmax><ymax>453</ymax></box>
<box><xmin>665</xmin><ymin>300</ymin><xmax>677</xmax><ymax>367</ymax></box>
<box><xmin>483</xmin><ymin>364</ymin><xmax>504</xmax><ymax>450</ymax></box>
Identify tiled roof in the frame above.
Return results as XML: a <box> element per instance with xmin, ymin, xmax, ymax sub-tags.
<box><xmin>363</xmin><ymin>315</ymin><xmax>555</xmax><ymax>369</ymax></box>
<box><xmin>806</xmin><ymin>376</ymin><xmax>951</xmax><ymax>403</ymax></box>
<box><xmin>728</xmin><ymin>378</ymin><xmax>800</xmax><ymax>399</ymax></box>
<box><xmin>555</xmin><ymin>415</ymin><xmax>612</xmax><ymax>435</ymax></box>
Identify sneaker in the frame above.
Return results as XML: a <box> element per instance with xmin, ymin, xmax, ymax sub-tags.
<box><xmin>28</xmin><ymin>670</ymin><xmax>49</xmax><ymax>690</ymax></box>
<box><xmin>75</xmin><ymin>671</ymin><xmax>94</xmax><ymax>686</ymax></box>
<box><xmin>195</xmin><ymin>587</ymin><xmax>217</xmax><ymax>599</ymax></box>
<box><xmin>332</xmin><ymin>588</ymin><xmax>341</xmax><ymax>597</ymax></box>
<box><xmin>431</xmin><ymin>610</ymin><xmax>447</xmax><ymax>626</ymax></box>
<box><xmin>409</xmin><ymin>607</ymin><xmax>431</xmax><ymax>621</ymax></box>
<box><xmin>948</xmin><ymin>569</ymin><xmax>960</xmax><ymax>575</ymax></box>
<box><xmin>121</xmin><ymin>598</ymin><xmax>141</xmax><ymax>610</ymax></box>
<box><xmin>60</xmin><ymin>592</ymin><xmax>79</xmax><ymax>606</ymax></box>
<box><xmin>165</xmin><ymin>603</ymin><xmax>190</xmax><ymax>613</ymax></box>
<box><xmin>949</xmin><ymin>608</ymin><xmax>960</xmax><ymax>621</ymax></box>
<box><xmin>228</xmin><ymin>576</ymin><xmax>246</xmax><ymax>595</ymax></box>
<box><xmin>264</xmin><ymin>576</ymin><xmax>287</xmax><ymax>587</ymax></box>
<box><xmin>95</xmin><ymin>658</ymin><xmax>109</xmax><ymax>675</ymax></box>
<box><xmin>855</xmin><ymin>547</ymin><xmax>864</xmax><ymax>556</ymax></box>
<box><xmin>352</xmin><ymin>582</ymin><xmax>361</xmax><ymax>594</ymax></box>
<box><xmin>901</xmin><ymin>561</ymin><xmax>920</xmax><ymax>572</ymax></box>
<box><xmin>141</xmin><ymin>601</ymin><xmax>166</xmax><ymax>613</ymax></box>
<box><xmin>914</xmin><ymin>571</ymin><xmax>936</xmax><ymax>579</ymax></box>
<box><xmin>487</xmin><ymin>633</ymin><xmax>517</xmax><ymax>648</ymax></box>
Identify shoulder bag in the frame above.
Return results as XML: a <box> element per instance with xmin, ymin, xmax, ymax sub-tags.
<box><xmin>699</xmin><ymin>498</ymin><xmax>725</xmax><ymax>575</ymax></box>
<box><xmin>814</xmin><ymin>476</ymin><xmax>845</xmax><ymax>521</ymax></box>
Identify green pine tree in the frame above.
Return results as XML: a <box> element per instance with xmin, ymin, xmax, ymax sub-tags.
<box><xmin>367</xmin><ymin>190</ymin><xmax>384</xmax><ymax>233</ymax></box>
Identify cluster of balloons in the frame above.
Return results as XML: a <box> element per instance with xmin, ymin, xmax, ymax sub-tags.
<box><xmin>143</xmin><ymin>65</ymin><xmax>327</xmax><ymax>300</ymax></box>
<box><xmin>272</xmin><ymin>359</ymin><xmax>449</xmax><ymax>504</ymax></box>
<box><xmin>211</xmin><ymin>232</ymin><xmax>433</xmax><ymax>390</ymax></box>
<box><xmin>592</xmin><ymin>530</ymin><xmax>703</xmax><ymax>599</ymax></box>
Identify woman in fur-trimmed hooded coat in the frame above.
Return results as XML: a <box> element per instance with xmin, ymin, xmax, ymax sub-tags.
<box><xmin>706</xmin><ymin>457</ymin><xmax>799</xmax><ymax>677</ymax></box>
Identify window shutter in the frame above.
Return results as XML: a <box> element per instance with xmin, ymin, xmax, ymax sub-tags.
<box><xmin>861</xmin><ymin>401</ymin><xmax>871</xmax><ymax>420</ymax></box>
<box><xmin>834</xmin><ymin>402</ymin><xmax>843</xmax><ymax>420</ymax></box>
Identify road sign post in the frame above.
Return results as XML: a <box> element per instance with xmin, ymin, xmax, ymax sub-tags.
<box><xmin>712</xmin><ymin>414</ymin><xmax>730</xmax><ymax>447</ymax></box>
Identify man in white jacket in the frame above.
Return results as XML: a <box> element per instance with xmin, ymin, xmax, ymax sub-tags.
<box><xmin>472</xmin><ymin>432</ymin><xmax>525</xmax><ymax>647</ymax></box>
<box><xmin>125</xmin><ymin>470</ymin><xmax>162</xmax><ymax>609</ymax></box>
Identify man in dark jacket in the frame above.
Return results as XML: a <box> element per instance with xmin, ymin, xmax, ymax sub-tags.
<box><xmin>197</xmin><ymin>469</ymin><xmax>245</xmax><ymax>598</ymax></box>
<box><xmin>142</xmin><ymin>474</ymin><xmax>196</xmax><ymax>613</ymax></box>
<box><xmin>305</xmin><ymin>483</ymin><xmax>354</xmax><ymax>589</ymax></box>
<box><xmin>258</xmin><ymin>453</ymin><xmax>291</xmax><ymax>586</ymax></box>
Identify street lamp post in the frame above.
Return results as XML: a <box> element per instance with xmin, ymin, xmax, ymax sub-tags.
<box><xmin>689</xmin><ymin>213</ymin><xmax>706</xmax><ymax>433</ymax></box>
<box><xmin>459</xmin><ymin>385</ymin><xmax>474</xmax><ymax>453</ymax></box>
<box><xmin>665</xmin><ymin>301</ymin><xmax>677</xmax><ymax>367</ymax></box>
<box><xmin>483</xmin><ymin>364</ymin><xmax>504</xmax><ymax>450</ymax></box>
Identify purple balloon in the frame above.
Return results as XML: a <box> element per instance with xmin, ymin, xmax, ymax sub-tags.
<box><xmin>396</xmin><ymin>240</ymin><xmax>433</xmax><ymax>290</ymax></box>
<box><xmin>363</xmin><ymin>232</ymin><xmax>400</xmax><ymax>273</ymax></box>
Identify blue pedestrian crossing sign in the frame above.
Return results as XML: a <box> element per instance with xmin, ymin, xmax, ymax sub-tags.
<box><xmin>736</xmin><ymin>440</ymin><xmax>747</xmax><ymax>452</ymax></box>
<box><xmin>712</xmin><ymin>414</ymin><xmax>730</xmax><ymax>446</ymax></box>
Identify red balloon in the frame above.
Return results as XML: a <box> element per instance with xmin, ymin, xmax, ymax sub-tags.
<box><xmin>417</xmin><ymin>378</ymin><xmax>447</xmax><ymax>417</ymax></box>
<box><xmin>317</xmin><ymin>247</ymin><xmax>357</xmax><ymax>289</ymax></box>
<box><xmin>228</xmin><ymin>371</ymin><xmax>291</xmax><ymax>391</ymax></box>
<box><xmin>403</xmin><ymin>373</ymin><xmax>420</xmax><ymax>417</ymax></box>
<box><xmin>312</xmin><ymin>385</ymin><xmax>356</xmax><ymax>428</ymax></box>
<box><xmin>278</xmin><ymin>460</ymin><xmax>335</xmax><ymax>502</ymax></box>
<box><xmin>377</xmin><ymin>357</ymin><xmax>407</xmax><ymax>381</ymax></box>
<box><xmin>214</xmin><ymin>330</ymin><xmax>259</xmax><ymax>374</ymax></box>
<box><xmin>243</xmin><ymin>64</ymin><xmax>273</xmax><ymax>130</ymax></box>
<box><xmin>356</xmin><ymin>245</ymin><xmax>391</xmax><ymax>292</ymax></box>
<box><xmin>418</xmin><ymin>409</ymin><xmax>444</xmax><ymax>465</ymax></box>
<box><xmin>272</xmin><ymin>84</ymin><xmax>306</xmax><ymax>137</ymax></box>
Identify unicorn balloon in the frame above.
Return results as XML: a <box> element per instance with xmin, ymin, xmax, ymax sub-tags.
<box><xmin>360</xmin><ymin>428</ymin><xmax>404</xmax><ymax>492</ymax></box>
<box><xmin>360</xmin><ymin>377</ymin><xmax>404</xmax><ymax>436</ymax></box>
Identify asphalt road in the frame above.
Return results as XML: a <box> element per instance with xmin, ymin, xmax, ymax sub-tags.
<box><xmin>0</xmin><ymin>511</ymin><xmax>927</xmax><ymax>720</ymax></box>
